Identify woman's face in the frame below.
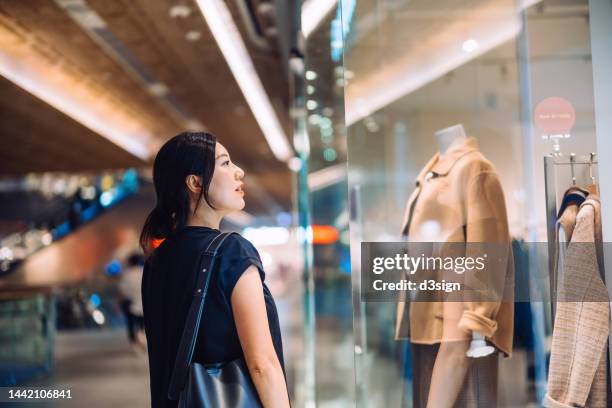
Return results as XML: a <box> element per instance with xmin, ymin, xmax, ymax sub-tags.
<box><xmin>207</xmin><ymin>143</ymin><xmax>245</xmax><ymax>212</ymax></box>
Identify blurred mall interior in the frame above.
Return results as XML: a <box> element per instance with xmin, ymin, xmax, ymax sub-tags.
<box><xmin>1</xmin><ymin>0</ymin><xmax>612</xmax><ymax>407</ymax></box>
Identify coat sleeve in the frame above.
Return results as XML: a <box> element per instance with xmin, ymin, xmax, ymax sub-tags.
<box><xmin>457</xmin><ymin>169</ymin><xmax>512</xmax><ymax>338</ymax></box>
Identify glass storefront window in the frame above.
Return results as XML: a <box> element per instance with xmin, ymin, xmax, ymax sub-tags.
<box><xmin>336</xmin><ymin>0</ymin><xmax>612</xmax><ymax>406</ymax></box>
<box><xmin>302</xmin><ymin>3</ymin><xmax>353</xmax><ymax>405</ymax></box>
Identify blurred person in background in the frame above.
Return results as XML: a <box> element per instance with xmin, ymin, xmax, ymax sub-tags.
<box><xmin>140</xmin><ymin>132</ymin><xmax>289</xmax><ymax>408</ymax></box>
<box><xmin>118</xmin><ymin>252</ymin><xmax>146</xmax><ymax>353</ymax></box>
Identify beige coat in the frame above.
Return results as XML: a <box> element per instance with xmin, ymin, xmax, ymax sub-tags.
<box><xmin>544</xmin><ymin>195</ymin><xmax>609</xmax><ymax>408</ymax></box>
<box><xmin>395</xmin><ymin>137</ymin><xmax>514</xmax><ymax>356</ymax></box>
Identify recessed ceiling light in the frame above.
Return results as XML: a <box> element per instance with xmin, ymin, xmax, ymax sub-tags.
<box><xmin>307</xmin><ymin>85</ymin><xmax>315</xmax><ymax>94</ymax></box>
<box><xmin>148</xmin><ymin>82</ymin><xmax>168</xmax><ymax>96</ymax></box>
<box><xmin>462</xmin><ymin>39</ymin><xmax>479</xmax><ymax>53</ymax></box>
<box><xmin>319</xmin><ymin>117</ymin><xmax>332</xmax><ymax>128</ymax></box>
<box><xmin>365</xmin><ymin>117</ymin><xmax>380</xmax><ymax>132</ymax></box>
<box><xmin>323</xmin><ymin>147</ymin><xmax>337</xmax><ymax>161</ymax></box>
<box><xmin>306</xmin><ymin>100</ymin><xmax>318</xmax><ymax>110</ymax></box>
<box><xmin>185</xmin><ymin>30</ymin><xmax>202</xmax><ymax>41</ymax></box>
<box><xmin>185</xmin><ymin>119</ymin><xmax>206</xmax><ymax>131</ymax></box>
<box><xmin>287</xmin><ymin>157</ymin><xmax>302</xmax><ymax>172</ymax></box>
<box><xmin>169</xmin><ymin>5</ymin><xmax>192</xmax><ymax>19</ymax></box>
<box><xmin>308</xmin><ymin>114</ymin><xmax>321</xmax><ymax>125</ymax></box>
<box><xmin>305</xmin><ymin>70</ymin><xmax>318</xmax><ymax>80</ymax></box>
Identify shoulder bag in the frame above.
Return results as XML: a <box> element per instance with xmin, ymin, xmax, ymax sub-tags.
<box><xmin>167</xmin><ymin>232</ymin><xmax>263</xmax><ymax>407</ymax></box>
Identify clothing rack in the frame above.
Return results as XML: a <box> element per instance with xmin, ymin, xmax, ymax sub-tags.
<box><xmin>544</xmin><ymin>153</ymin><xmax>598</xmax><ymax>323</ymax></box>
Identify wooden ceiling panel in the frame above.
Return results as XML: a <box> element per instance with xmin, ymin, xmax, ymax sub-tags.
<box><xmin>0</xmin><ymin>0</ymin><xmax>294</xmax><ymax>211</ymax></box>
<box><xmin>0</xmin><ymin>0</ymin><xmax>180</xmax><ymax>140</ymax></box>
<box><xmin>0</xmin><ymin>76</ymin><xmax>143</xmax><ymax>173</ymax></box>
<box><xmin>86</xmin><ymin>0</ymin><xmax>290</xmax><ymax>171</ymax></box>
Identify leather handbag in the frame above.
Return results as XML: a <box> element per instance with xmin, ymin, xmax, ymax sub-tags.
<box><xmin>167</xmin><ymin>232</ymin><xmax>263</xmax><ymax>407</ymax></box>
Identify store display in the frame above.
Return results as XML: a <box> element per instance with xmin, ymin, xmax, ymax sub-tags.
<box><xmin>307</xmin><ymin>0</ymin><xmax>612</xmax><ymax>405</ymax></box>
<box><xmin>395</xmin><ymin>130</ymin><xmax>514</xmax><ymax>407</ymax></box>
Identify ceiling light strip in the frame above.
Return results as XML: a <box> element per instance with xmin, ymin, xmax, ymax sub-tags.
<box><xmin>0</xmin><ymin>50</ymin><xmax>150</xmax><ymax>160</ymax></box>
<box><xmin>308</xmin><ymin>163</ymin><xmax>347</xmax><ymax>191</ymax></box>
<box><xmin>302</xmin><ymin>0</ymin><xmax>338</xmax><ymax>38</ymax></box>
<box><xmin>195</xmin><ymin>0</ymin><xmax>293</xmax><ymax>162</ymax></box>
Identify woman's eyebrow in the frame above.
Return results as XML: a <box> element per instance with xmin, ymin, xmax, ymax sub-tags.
<box><xmin>215</xmin><ymin>153</ymin><xmax>229</xmax><ymax>160</ymax></box>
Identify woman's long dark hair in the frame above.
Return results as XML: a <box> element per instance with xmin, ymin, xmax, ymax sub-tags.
<box><xmin>140</xmin><ymin>132</ymin><xmax>217</xmax><ymax>254</ymax></box>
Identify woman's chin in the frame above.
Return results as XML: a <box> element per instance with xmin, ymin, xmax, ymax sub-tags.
<box><xmin>218</xmin><ymin>197</ymin><xmax>246</xmax><ymax>213</ymax></box>
<box><xmin>234</xmin><ymin>198</ymin><xmax>246</xmax><ymax>210</ymax></box>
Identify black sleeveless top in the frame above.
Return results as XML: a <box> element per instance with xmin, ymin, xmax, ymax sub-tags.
<box><xmin>142</xmin><ymin>226</ymin><xmax>284</xmax><ymax>408</ymax></box>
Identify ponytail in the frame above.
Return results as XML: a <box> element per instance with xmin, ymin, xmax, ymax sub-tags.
<box><xmin>139</xmin><ymin>132</ymin><xmax>217</xmax><ymax>256</ymax></box>
<box><xmin>139</xmin><ymin>206</ymin><xmax>173</xmax><ymax>255</ymax></box>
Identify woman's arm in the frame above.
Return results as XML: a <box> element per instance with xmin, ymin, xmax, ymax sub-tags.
<box><xmin>232</xmin><ymin>265</ymin><xmax>290</xmax><ymax>408</ymax></box>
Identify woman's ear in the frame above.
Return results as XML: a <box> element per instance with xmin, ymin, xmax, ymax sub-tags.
<box><xmin>185</xmin><ymin>174</ymin><xmax>202</xmax><ymax>194</ymax></box>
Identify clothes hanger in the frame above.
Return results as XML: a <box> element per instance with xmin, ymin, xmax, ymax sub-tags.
<box><xmin>570</xmin><ymin>153</ymin><xmax>576</xmax><ymax>186</ymax></box>
<box><xmin>557</xmin><ymin>152</ymin><xmax>600</xmax><ymax>218</ymax></box>
<box><xmin>584</xmin><ymin>152</ymin><xmax>598</xmax><ymax>195</ymax></box>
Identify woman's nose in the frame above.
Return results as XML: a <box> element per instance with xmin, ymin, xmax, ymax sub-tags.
<box><xmin>235</xmin><ymin>166</ymin><xmax>244</xmax><ymax>180</ymax></box>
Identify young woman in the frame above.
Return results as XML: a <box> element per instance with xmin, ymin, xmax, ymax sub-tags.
<box><xmin>140</xmin><ymin>132</ymin><xmax>289</xmax><ymax>408</ymax></box>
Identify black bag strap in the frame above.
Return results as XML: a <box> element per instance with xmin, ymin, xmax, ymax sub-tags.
<box><xmin>167</xmin><ymin>231</ymin><xmax>236</xmax><ymax>400</ymax></box>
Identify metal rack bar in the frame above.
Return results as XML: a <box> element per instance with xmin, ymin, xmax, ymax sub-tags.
<box><xmin>544</xmin><ymin>156</ymin><xmax>558</xmax><ymax>323</ymax></box>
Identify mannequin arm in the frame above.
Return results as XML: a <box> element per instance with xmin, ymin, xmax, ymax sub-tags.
<box><xmin>427</xmin><ymin>301</ymin><xmax>472</xmax><ymax>408</ymax></box>
<box><xmin>426</xmin><ymin>339</ymin><xmax>471</xmax><ymax>408</ymax></box>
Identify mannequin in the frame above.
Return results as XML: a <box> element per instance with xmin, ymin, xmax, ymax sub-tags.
<box><xmin>396</xmin><ymin>125</ymin><xmax>511</xmax><ymax>408</ymax></box>
<box><xmin>435</xmin><ymin>124</ymin><xmax>467</xmax><ymax>156</ymax></box>
<box><xmin>435</xmin><ymin>125</ymin><xmax>496</xmax><ymax>359</ymax></box>
<box><xmin>425</xmin><ymin>125</ymin><xmax>493</xmax><ymax>408</ymax></box>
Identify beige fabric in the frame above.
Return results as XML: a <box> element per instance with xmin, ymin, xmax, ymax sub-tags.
<box><xmin>545</xmin><ymin>196</ymin><xmax>609</xmax><ymax>408</ymax></box>
<box><xmin>558</xmin><ymin>203</ymin><xmax>579</xmax><ymax>242</ymax></box>
<box><xmin>395</xmin><ymin>137</ymin><xmax>514</xmax><ymax>356</ymax></box>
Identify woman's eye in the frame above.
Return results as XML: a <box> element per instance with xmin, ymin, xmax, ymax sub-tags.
<box><xmin>223</xmin><ymin>160</ymin><xmax>230</xmax><ymax>166</ymax></box>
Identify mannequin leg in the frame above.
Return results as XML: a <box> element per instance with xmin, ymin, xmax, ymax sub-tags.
<box><xmin>412</xmin><ymin>343</ymin><xmax>498</xmax><ymax>408</ymax></box>
<box><xmin>454</xmin><ymin>351</ymin><xmax>498</xmax><ymax>407</ymax></box>
<box><xmin>412</xmin><ymin>343</ymin><xmax>439</xmax><ymax>408</ymax></box>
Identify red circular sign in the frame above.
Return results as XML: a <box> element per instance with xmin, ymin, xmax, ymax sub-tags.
<box><xmin>533</xmin><ymin>97</ymin><xmax>576</xmax><ymax>135</ymax></box>
<box><xmin>534</xmin><ymin>97</ymin><xmax>576</xmax><ymax>134</ymax></box>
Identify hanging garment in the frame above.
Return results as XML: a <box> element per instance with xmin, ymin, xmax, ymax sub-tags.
<box><xmin>552</xmin><ymin>187</ymin><xmax>587</xmax><ymax>302</ymax></box>
<box><xmin>545</xmin><ymin>195</ymin><xmax>609</xmax><ymax>408</ymax></box>
<box><xmin>395</xmin><ymin>137</ymin><xmax>514</xmax><ymax>356</ymax></box>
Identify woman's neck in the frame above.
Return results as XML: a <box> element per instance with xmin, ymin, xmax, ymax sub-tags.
<box><xmin>186</xmin><ymin>208</ymin><xmax>223</xmax><ymax>230</ymax></box>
